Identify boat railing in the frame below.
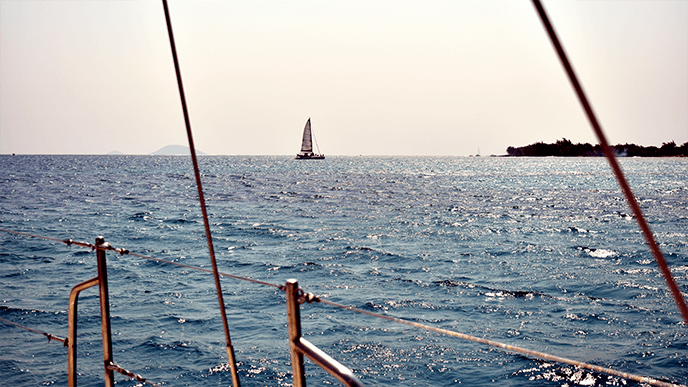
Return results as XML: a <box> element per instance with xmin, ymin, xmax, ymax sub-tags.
<box><xmin>0</xmin><ymin>227</ymin><xmax>685</xmax><ymax>387</ymax></box>
<box><xmin>286</xmin><ymin>279</ymin><xmax>364</xmax><ymax>387</ymax></box>
<box><xmin>0</xmin><ymin>230</ymin><xmax>365</xmax><ymax>387</ymax></box>
<box><xmin>65</xmin><ymin>236</ymin><xmax>157</xmax><ymax>387</ymax></box>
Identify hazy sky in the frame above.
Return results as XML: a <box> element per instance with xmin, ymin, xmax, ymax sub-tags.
<box><xmin>1</xmin><ymin>0</ymin><xmax>686</xmax><ymax>156</ymax></box>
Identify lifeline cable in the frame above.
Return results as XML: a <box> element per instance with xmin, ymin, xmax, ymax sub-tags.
<box><xmin>531</xmin><ymin>0</ymin><xmax>688</xmax><ymax>327</ymax></box>
<box><xmin>0</xmin><ymin>316</ymin><xmax>66</xmax><ymax>345</ymax></box>
<box><xmin>0</xmin><ymin>227</ymin><xmax>281</xmax><ymax>289</ymax></box>
<box><xmin>126</xmin><ymin>250</ymin><xmax>282</xmax><ymax>290</ymax></box>
<box><xmin>308</xmin><ymin>297</ymin><xmax>684</xmax><ymax>387</ymax></box>
<box><xmin>0</xmin><ymin>228</ymin><xmax>129</xmax><ymax>254</ymax></box>
<box><xmin>106</xmin><ymin>363</ymin><xmax>161</xmax><ymax>387</ymax></box>
<box><xmin>0</xmin><ymin>317</ymin><xmax>160</xmax><ymax>386</ymax></box>
<box><xmin>161</xmin><ymin>1</ymin><xmax>241</xmax><ymax>386</ymax></box>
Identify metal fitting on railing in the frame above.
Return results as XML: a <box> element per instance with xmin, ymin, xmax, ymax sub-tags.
<box><xmin>285</xmin><ymin>279</ymin><xmax>363</xmax><ymax>387</ymax></box>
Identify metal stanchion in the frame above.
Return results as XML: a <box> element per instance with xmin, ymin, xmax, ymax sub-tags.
<box><xmin>285</xmin><ymin>279</ymin><xmax>363</xmax><ymax>387</ymax></box>
<box><xmin>286</xmin><ymin>279</ymin><xmax>307</xmax><ymax>387</ymax></box>
<box><xmin>68</xmin><ymin>277</ymin><xmax>99</xmax><ymax>387</ymax></box>
<box><xmin>67</xmin><ymin>237</ymin><xmax>115</xmax><ymax>387</ymax></box>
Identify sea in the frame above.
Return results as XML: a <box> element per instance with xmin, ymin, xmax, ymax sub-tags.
<box><xmin>1</xmin><ymin>155</ymin><xmax>686</xmax><ymax>387</ymax></box>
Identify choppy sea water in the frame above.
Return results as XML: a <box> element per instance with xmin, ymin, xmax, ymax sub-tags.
<box><xmin>1</xmin><ymin>155</ymin><xmax>686</xmax><ymax>387</ymax></box>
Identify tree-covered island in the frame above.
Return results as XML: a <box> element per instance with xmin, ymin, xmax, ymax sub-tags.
<box><xmin>506</xmin><ymin>139</ymin><xmax>688</xmax><ymax>157</ymax></box>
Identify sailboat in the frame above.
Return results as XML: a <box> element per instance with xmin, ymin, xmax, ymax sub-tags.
<box><xmin>295</xmin><ymin>118</ymin><xmax>325</xmax><ymax>159</ymax></box>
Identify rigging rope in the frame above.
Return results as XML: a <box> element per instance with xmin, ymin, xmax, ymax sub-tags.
<box><xmin>161</xmin><ymin>1</ymin><xmax>241</xmax><ymax>385</ymax></box>
<box><xmin>311</xmin><ymin>119</ymin><xmax>323</xmax><ymax>155</ymax></box>
<box><xmin>531</xmin><ymin>0</ymin><xmax>688</xmax><ymax>328</ymax></box>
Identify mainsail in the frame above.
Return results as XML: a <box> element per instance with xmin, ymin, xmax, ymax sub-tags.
<box><xmin>300</xmin><ymin>118</ymin><xmax>313</xmax><ymax>153</ymax></box>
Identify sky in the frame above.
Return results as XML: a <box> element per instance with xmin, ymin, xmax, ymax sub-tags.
<box><xmin>1</xmin><ymin>0</ymin><xmax>686</xmax><ymax>156</ymax></box>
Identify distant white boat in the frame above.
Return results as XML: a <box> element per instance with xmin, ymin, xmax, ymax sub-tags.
<box><xmin>295</xmin><ymin>118</ymin><xmax>325</xmax><ymax>159</ymax></box>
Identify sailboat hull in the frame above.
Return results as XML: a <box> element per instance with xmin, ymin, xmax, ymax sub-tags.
<box><xmin>295</xmin><ymin>153</ymin><xmax>325</xmax><ymax>159</ymax></box>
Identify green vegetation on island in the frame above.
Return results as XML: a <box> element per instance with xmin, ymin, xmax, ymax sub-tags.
<box><xmin>506</xmin><ymin>139</ymin><xmax>688</xmax><ymax>157</ymax></box>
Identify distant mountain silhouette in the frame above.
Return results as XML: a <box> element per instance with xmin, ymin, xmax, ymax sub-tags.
<box><xmin>150</xmin><ymin>145</ymin><xmax>206</xmax><ymax>155</ymax></box>
<box><xmin>107</xmin><ymin>150</ymin><xmax>124</xmax><ymax>155</ymax></box>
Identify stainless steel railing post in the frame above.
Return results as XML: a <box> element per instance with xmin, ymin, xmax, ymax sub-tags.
<box><xmin>286</xmin><ymin>279</ymin><xmax>307</xmax><ymax>387</ymax></box>
<box><xmin>68</xmin><ymin>277</ymin><xmax>99</xmax><ymax>387</ymax></box>
<box><xmin>285</xmin><ymin>279</ymin><xmax>364</xmax><ymax>387</ymax></box>
<box><xmin>66</xmin><ymin>237</ymin><xmax>116</xmax><ymax>387</ymax></box>
<box><xmin>95</xmin><ymin>237</ymin><xmax>115</xmax><ymax>387</ymax></box>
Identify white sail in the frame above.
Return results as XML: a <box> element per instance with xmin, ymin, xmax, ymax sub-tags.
<box><xmin>296</xmin><ymin>118</ymin><xmax>324</xmax><ymax>159</ymax></box>
<box><xmin>300</xmin><ymin>118</ymin><xmax>313</xmax><ymax>153</ymax></box>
